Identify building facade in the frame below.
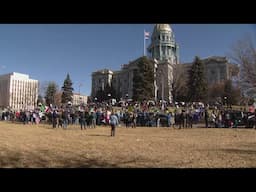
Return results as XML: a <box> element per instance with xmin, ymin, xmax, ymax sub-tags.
<box><xmin>91</xmin><ymin>24</ymin><xmax>238</xmax><ymax>103</ymax></box>
<box><xmin>72</xmin><ymin>93</ymin><xmax>88</xmax><ymax>106</ymax></box>
<box><xmin>182</xmin><ymin>56</ymin><xmax>239</xmax><ymax>85</ymax></box>
<box><xmin>91</xmin><ymin>24</ymin><xmax>179</xmax><ymax>103</ymax></box>
<box><xmin>148</xmin><ymin>24</ymin><xmax>179</xmax><ymax>103</ymax></box>
<box><xmin>0</xmin><ymin>72</ymin><xmax>38</xmax><ymax>110</ymax></box>
<box><xmin>91</xmin><ymin>69</ymin><xmax>113</xmax><ymax>98</ymax></box>
<box><xmin>112</xmin><ymin>57</ymin><xmax>146</xmax><ymax>100</ymax></box>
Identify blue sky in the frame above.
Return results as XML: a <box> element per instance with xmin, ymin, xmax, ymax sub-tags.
<box><xmin>0</xmin><ymin>24</ymin><xmax>255</xmax><ymax>96</ymax></box>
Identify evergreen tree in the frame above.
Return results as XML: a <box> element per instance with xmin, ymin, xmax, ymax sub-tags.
<box><xmin>110</xmin><ymin>82</ymin><xmax>117</xmax><ymax>100</ymax></box>
<box><xmin>95</xmin><ymin>89</ymin><xmax>105</xmax><ymax>102</ymax></box>
<box><xmin>37</xmin><ymin>94</ymin><xmax>44</xmax><ymax>105</ymax></box>
<box><xmin>223</xmin><ymin>80</ymin><xmax>241</xmax><ymax>106</ymax></box>
<box><xmin>132</xmin><ymin>56</ymin><xmax>154</xmax><ymax>101</ymax></box>
<box><xmin>45</xmin><ymin>82</ymin><xmax>58</xmax><ymax>106</ymax></box>
<box><xmin>208</xmin><ymin>82</ymin><xmax>225</xmax><ymax>104</ymax></box>
<box><xmin>61</xmin><ymin>73</ymin><xmax>74</xmax><ymax>104</ymax></box>
<box><xmin>94</xmin><ymin>83</ymin><xmax>117</xmax><ymax>102</ymax></box>
<box><xmin>187</xmin><ymin>56</ymin><xmax>208</xmax><ymax>102</ymax></box>
<box><xmin>104</xmin><ymin>84</ymin><xmax>113</xmax><ymax>100</ymax></box>
<box><xmin>172</xmin><ymin>64</ymin><xmax>189</xmax><ymax>102</ymax></box>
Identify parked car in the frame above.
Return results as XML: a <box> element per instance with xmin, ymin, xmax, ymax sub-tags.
<box><xmin>245</xmin><ymin>112</ymin><xmax>255</xmax><ymax>128</ymax></box>
<box><xmin>229</xmin><ymin>111</ymin><xmax>245</xmax><ymax>127</ymax></box>
<box><xmin>226</xmin><ymin>111</ymin><xmax>255</xmax><ymax>128</ymax></box>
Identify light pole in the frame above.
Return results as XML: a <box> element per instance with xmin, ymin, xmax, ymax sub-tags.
<box><xmin>153</xmin><ymin>59</ymin><xmax>158</xmax><ymax>102</ymax></box>
<box><xmin>125</xmin><ymin>93</ymin><xmax>129</xmax><ymax>104</ymax></box>
<box><xmin>224</xmin><ymin>96</ymin><xmax>227</xmax><ymax>109</ymax></box>
<box><xmin>78</xmin><ymin>83</ymin><xmax>82</xmax><ymax>95</ymax></box>
<box><xmin>157</xmin><ymin>67</ymin><xmax>164</xmax><ymax>103</ymax></box>
<box><xmin>108</xmin><ymin>93</ymin><xmax>111</xmax><ymax>105</ymax></box>
<box><xmin>79</xmin><ymin>96</ymin><xmax>82</xmax><ymax>105</ymax></box>
<box><xmin>67</xmin><ymin>101</ymin><xmax>72</xmax><ymax>112</ymax></box>
<box><xmin>161</xmin><ymin>73</ymin><xmax>164</xmax><ymax>103</ymax></box>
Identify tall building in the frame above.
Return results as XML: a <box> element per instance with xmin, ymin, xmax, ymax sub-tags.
<box><xmin>91</xmin><ymin>24</ymin><xmax>179</xmax><ymax>103</ymax></box>
<box><xmin>0</xmin><ymin>72</ymin><xmax>38</xmax><ymax>110</ymax></box>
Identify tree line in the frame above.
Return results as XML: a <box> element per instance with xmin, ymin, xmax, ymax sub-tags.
<box><xmin>38</xmin><ymin>73</ymin><xmax>74</xmax><ymax>107</ymax></box>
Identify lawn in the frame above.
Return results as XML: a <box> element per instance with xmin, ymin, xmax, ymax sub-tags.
<box><xmin>0</xmin><ymin>121</ymin><xmax>256</xmax><ymax>168</ymax></box>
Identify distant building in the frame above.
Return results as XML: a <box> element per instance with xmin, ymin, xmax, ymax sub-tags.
<box><xmin>182</xmin><ymin>56</ymin><xmax>239</xmax><ymax>85</ymax></box>
<box><xmin>91</xmin><ymin>69</ymin><xmax>113</xmax><ymax>98</ymax></box>
<box><xmin>0</xmin><ymin>72</ymin><xmax>38</xmax><ymax>110</ymax></box>
<box><xmin>91</xmin><ymin>24</ymin><xmax>179</xmax><ymax>103</ymax></box>
<box><xmin>72</xmin><ymin>93</ymin><xmax>88</xmax><ymax>106</ymax></box>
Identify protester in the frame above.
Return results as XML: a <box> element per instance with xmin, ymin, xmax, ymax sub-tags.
<box><xmin>110</xmin><ymin>112</ymin><xmax>119</xmax><ymax>137</ymax></box>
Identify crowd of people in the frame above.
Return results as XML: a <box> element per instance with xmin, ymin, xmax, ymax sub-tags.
<box><xmin>1</xmin><ymin>100</ymin><xmax>256</xmax><ymax>136</ymax></box>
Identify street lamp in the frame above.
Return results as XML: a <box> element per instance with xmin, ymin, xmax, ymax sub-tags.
<box><xmin>161</xmin><ymin>73</ymin><xmax>164</xmax><ymax>103</ymax></box>
<box><xmin>153</xmin><ymin>58</ymin><xmax>158</xmax><ymax>102</ymax></box>
<box><xmin>78</xmin><ymin>83</ymin><xmax>82</xmax><ymax>95</ymax></box>
<box><xmin>125</xmin><ymin>93</ymin><xmax>129</xmax><ymax>104</ymax></box>
<box><xmin>107</xmin><ymin>93</ymin><xmax>111</xmax><ymax>105</ymax></box>
<box><xmin>157</xmin><ymin>67</ymin><xmax>164</xmax><ymax>104</ymax></box>
<box><xmin>224</xmin><ymin>96</ymin><xmax>227</xmax><ymax>109</ymax></box>
<box><xmin>79</xmin><ymin>96</ymin><xmax>82</xmax><ymax>105</ymax></box>
<box><xmin>67</xmin><ymin>101</ymin><xmax>72</xmax><ymax>107</ymax></box>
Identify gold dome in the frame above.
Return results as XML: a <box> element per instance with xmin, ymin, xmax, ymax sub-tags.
<box><xmin>154</xmin><ymin>24</ymin><xmax>172</xmax><ymax>32</ymax></box>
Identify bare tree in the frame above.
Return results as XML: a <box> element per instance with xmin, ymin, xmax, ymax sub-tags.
<box><xmin>45</xmin><ymin>81</ymin><xmax>59</xmax><ymax>106</ymax></box>
<box><xmin>230</xmin><ymin>36</ymin><xmax>256</xmax><ymax>98</ymax></box>
<box><xmin>39</xmin><ymin>81</ymin><xmax>49</xmax><ymax>98</ymax></box>
<box><xmin>54</xmin><ymin>91</ymin><xmax>62</xmax><ymax>107</ymax></box>
<box><xmin>172</xmin><ymin>64</ymin><xmax>189</xmax><ymax>101</ymax></box>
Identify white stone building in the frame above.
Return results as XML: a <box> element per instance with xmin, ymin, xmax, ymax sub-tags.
<box><xmin>72</xmin><ymin>93</ymin><xmax>88</xmax><ymax>106</ymax></box>
<box><xmin>91</xmin><ymin>69</ymin><xmax>113</xmax><ymax>98</ymax></box>
<box><xmin>0</xmin><ymin>72</ymin><xmax>38</xmax><ymax>110</ymax></box>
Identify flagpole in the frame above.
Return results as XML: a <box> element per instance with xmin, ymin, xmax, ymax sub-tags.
<box><xmin>143</xmin><ymin>30</ymin><xmax>145</xmax><ymax>56</ymax></box>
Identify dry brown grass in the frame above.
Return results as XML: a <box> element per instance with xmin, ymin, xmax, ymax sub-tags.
<box><xmin>0</xmin><ymin>121</ymin><xmax>256</xmax><ymax>168</ymax></box>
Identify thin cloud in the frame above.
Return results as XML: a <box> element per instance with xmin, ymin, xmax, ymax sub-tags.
<box><xmin>0</xmin><ymin>65</ymin><xmax>6</xmax><ymax>69</ymax></box>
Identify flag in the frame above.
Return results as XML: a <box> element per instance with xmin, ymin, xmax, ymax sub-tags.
<box><xmin>40</xmin><ymin>103</ymin><xmax>46</xmax><ymax>112</ymax></box>
<box><xmin>144</xmin><ymin>31</ymin><xmax>150</xmax><ymax>40</ymax></box>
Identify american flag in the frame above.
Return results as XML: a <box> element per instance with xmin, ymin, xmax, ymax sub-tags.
<box><xmin>144</xmin><ymin>31</ymin><xmax>150</xmax><ymax>40</ymax></box>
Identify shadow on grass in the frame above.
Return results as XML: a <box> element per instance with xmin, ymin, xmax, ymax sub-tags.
<box><xmin>0</xmin><ymin>149</ymin><xmax>153</xmax><ymax>168</ymax></box>
<box><xmin>86</xmin><ymin>134</ymin><xmax>110</xmax><ymax>137</ymax></box>
<box><xmin>220</xmin><ymin>148</ymin><xmax>256</xmax><ymax>155</ymax></box>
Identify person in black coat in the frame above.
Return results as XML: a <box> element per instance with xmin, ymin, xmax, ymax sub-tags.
<box><xmin>205</xmin><ymin>109</ymin><xmax>209</xmax><ymax>128</ymax></box>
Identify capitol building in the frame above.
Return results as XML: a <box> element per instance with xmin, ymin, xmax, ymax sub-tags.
<box><xmin>91</xmin><ymin>24</ymin><xmax>238</xmax><ymax>103</ymax></box>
